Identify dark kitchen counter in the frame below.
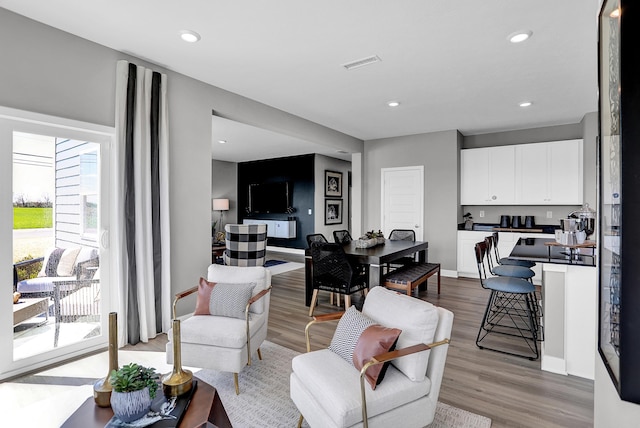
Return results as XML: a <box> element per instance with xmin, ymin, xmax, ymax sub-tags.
<box><xmin>458</xmin><ymin>223</ymin><xmax>560</xmax><ymax>234</ymax></box>
<box><xmin>508</xmin><ymin>237</ymin><xmax>596</xmax><ymax>266</ymax></box>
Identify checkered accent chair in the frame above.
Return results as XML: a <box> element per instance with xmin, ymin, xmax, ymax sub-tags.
<box><xmin>224</xmin><ymin>223</ymin><xmax>268</xmax><ymax>267</ymax></box>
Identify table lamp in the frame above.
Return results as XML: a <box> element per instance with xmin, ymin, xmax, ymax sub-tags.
<box><xmin>212</xmin><ymin>198</ymin><xmax>229</xmax><ymax>234</ymax></box>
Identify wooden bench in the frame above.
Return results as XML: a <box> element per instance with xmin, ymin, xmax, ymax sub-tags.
<box><xmin>383</xmin><ymin>262</ymin><xmax>441</xmax><ymax>296</ymax></box>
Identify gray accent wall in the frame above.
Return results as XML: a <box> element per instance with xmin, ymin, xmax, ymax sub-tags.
<box><xmin>364</xmin><ymin>130</ymin><xmax>461</xmax><ymax>271</ymax></box>
<box><xmin>0</xmin><ymin>8</ymin><xmax>361</xmax><ymax>318</ymax></box>
<box><xmin>314</xmin><ymin>154</ymin><xmax>352</xmax><ymax>242</ymax></box>
<box><xmin>211</xmin><ymin>159</ymin><xmax>238</xmax><ymax>232</ymax></box>
<box><xmin>463</xmin><ymin>122</ymin><xmax>582</xmax><ymax>148</ymax></box>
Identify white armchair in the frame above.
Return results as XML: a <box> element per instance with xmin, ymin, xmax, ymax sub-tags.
<box><xmin>290</xmin><ymin>286</ymin><xmax>453</xmax><ymax>428</ymax></box>
<box><xmin>166</xmin><ymin>264</ymin><xmax>272</xmax><ymax>394</ymax></box>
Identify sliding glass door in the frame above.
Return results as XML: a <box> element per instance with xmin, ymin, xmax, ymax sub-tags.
<box><xmin>0</xmin><ymin>109</ymin><xmax>114</xmax><ymax>379</ymax></box>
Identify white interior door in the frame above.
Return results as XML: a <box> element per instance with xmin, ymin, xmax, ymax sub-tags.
<box><xmin>381</xmin><ymin>166</ymin><xmax>424</xmax><ymax>241</ymax></box>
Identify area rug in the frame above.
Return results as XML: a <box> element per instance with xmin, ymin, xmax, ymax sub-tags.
<box><xmin>264</xmin><ymin>260</ymin><xmax>305</xmax><ymax>275</ymax></box>
<box><xmin>196</xmin><ymin>341</ymin><xmax>492</xmax><ymax>427</ymax></box>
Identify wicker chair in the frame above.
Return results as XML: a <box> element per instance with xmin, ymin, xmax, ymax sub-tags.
<box><xmin>308</xmin><ymin>242</ymin><xmax>368</xmax><ymax>316</ymax></box>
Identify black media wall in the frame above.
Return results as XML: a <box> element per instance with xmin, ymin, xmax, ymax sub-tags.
<box><xmin>238</xmin><ymin>154</ymin><xmax>314</xmax><ymax>249</ymax></box>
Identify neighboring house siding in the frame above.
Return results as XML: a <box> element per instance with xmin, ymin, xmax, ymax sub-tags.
<box><xmin>54</xmin><ymin>138</ymin><xmax>98</xmax><ymax>249</ymax></box>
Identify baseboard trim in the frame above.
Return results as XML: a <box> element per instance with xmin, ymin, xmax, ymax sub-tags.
<box><xmin>441</xmin><ymin>269</ymin><xmax>458</xmax><ymax>278</ymax></box>
<box><xmin>267</xmin><ymin>245</ymin><xmax>305</xmax><ymax>255</ymax></box>
<box><xmin>541</xmin><ymin>354</ymin><xmax>567</xmax><ymax>376</ymax></box>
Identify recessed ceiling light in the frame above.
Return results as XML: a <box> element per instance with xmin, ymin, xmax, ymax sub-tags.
<box><xmin>519</xmin><ymin>101</ymin><xmax>533</xmax><ymax>108</ymax></box>
<box><xmin>387</xmin><ymin>101</ymin><xmax>400</xmax><ymax>107</ymax></box>
<box><xmin>180</xmin><ymin>30</ymin><xmax>201</xmax><ymax>43</ymax></box>
<box><xmin>218</xmin><ymin>140</ymin><xmax>227</xmax><ymax>144</ymax></box>
<box><xmin>509</xmin><ymin>31</ymin><xmax>532</xmax><ymax>43</ymax></box>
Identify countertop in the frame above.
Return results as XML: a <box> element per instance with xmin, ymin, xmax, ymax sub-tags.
<box><xmin>508</xmin><ymin>237</ymin><xmax>596</xmax><ymax>266</ymax></box>
<box><xmin>458</xmin><ymin>223</ymin><xmax>559</xmax><ymax>234</ymax></box>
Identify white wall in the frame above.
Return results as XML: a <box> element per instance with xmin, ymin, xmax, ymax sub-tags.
<box><xmin>0</xmin><ymin>8</ymin><xmax>362</xmax><ymax>321</ymax></box>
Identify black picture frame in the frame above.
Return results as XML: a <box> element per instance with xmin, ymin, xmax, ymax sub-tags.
<box><xmin>325</xmin><ymin>170</ymin><xmax>342</xmax><ymax>197</ymax></box>
<box><xmin>597</xmin><ymin>0</ymin><xmax>640</xmax><ymax>404</ymax></box>
<box><xmin>324</xmin><ymin>199</ymin><xmax>343</xmax><ymax>225</ymax></box>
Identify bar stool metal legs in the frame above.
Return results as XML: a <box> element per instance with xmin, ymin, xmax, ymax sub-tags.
<box><xmin>476</xmin><ymin>289</ymin><xmax>540</xmax><ymax>360</ymax></box>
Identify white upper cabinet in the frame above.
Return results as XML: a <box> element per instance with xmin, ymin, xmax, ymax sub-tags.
<box><xmin>515</xmin><ymin>139</ymin><xmax>583</xmax><ymax>205</ymax></box>
<box><xmin>460</xmin><ymin>146</ymin><xmax>515</xmax><ymax>205</ymax></box>
<box><xmin>461</xmin><ymin>139</ymin><xmax>583</xmax><ymax>206</ymax></box>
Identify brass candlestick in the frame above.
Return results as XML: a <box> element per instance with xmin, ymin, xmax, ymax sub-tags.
<box><xmin>162</xmin><ymin>319</ymin><xmax>193</xmax><ymax>396</ymax></box>
<box><xmin>93</xmin><ymin>312</ymin><xmax>119</xmax><ymax>407</ymax></box>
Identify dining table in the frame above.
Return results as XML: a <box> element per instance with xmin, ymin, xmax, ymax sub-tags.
<box><xmin>304</xmin><ymin>240</ymin><xmax>429</xmax><ymax>306</ymax></box>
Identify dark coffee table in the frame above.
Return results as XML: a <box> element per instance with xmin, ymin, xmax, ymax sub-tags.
<box><xmin>61</xmin><ymin>376</ymin><xmax>231</xmax><ymax>428</ymax></box>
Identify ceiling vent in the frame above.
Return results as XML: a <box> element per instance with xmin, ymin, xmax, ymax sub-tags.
<box><xmin>342</xmin><ymin>55</ymin><xmax>381</xmax><ymax>70</ymax></box>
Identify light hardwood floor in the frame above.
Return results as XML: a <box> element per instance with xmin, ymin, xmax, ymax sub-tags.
<box><xmin>123</xmin><ymin>254</ymin><xmax>594</xmax><ymax>427</ymax></box>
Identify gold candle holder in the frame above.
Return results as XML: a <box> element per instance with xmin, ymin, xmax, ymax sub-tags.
<box><xmin>162</xmin><ymin>319</ymin><xmax>193</xmax><ymax>396</ymax></box>
<box><xmin>93</xmin><ymin>312</ymin><xmax>119</xmax><ymax>407</ymax></box>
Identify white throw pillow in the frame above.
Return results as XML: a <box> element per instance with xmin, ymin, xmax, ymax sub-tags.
<box><xmin>208</xmin><ymin>282</ymin><xmax>256</xmax><ymax>319</ymax></box>
<box><xmin>56</xmin><ymin>247</ymin><xmax>81</xmax><ymax>277</ymax></box>
<box><xmin>362</xmin><ymin>286</ymin><xmax>439</xmax><ymax>382</ymax></box>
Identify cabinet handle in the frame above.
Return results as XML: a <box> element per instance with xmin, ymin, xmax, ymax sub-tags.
<box><xmin>492</xmin><ymin>195</ymin><xmax>497</xmax><ymax>200</ymax></box>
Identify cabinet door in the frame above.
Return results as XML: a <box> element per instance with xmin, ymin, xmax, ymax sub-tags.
<box><xmin>516</xmin><ymin>142</ymin><xmax>550</xmax><ymax>204</ymax></box>
<box><xmin>516</xmin><ymin>140</ymin><xmax>583</xmax><ymax>205</ymax></box>
<box><xmin>457</xmin><ymin>231</ymin><xmax>488</xmax><ymax>276</ymax></box>
<box><xmin>549</xmin><ymin>139</ymin><xmax>583</xmax><ymax>204</ymax></box>
<box><xmin>460</xmin><ymin>148</ymin><xmax>490</xmax><ymax>205</ymax></box>
<box><xmin>488</xmin><ymin>146</ymin><xmax>516</xmax><ymax>204</ymax></box>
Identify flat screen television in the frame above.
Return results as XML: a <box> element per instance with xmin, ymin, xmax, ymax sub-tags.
<box><xmin>249</xmin><ymin>182</ymin><xmax>290</xmax><ymax>213</ymax></box>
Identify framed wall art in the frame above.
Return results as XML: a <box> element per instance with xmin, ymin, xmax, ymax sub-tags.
<box><xmin>598</xmin><ymin>0</ymin><xmax>640</xmax><ymax>404</ymax></box>
<box><xmin>325</xmin><ymin>199</ymin><xmax>343</xmax><ymax>225</ymax></box>
<box><xmin>325</xmin><ymin>170</ymin><xmax>342</xmax><ymax>197</ymax></box>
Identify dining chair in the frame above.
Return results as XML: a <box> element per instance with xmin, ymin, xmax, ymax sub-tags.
<box><xmin>308</xmin><ymin>242</ymin><xmax>368</xmax><ymax>316</ymax></box>
<box><xmin>386</xmin><ymin>229</ymin><xmax>417</xmax><ymax>272</ymax></box>
<box><xmin>333</xmin><ymin>230</ymin><xmax>352</xmax><ymax>244</ymax></box>
<box><xmin>305</xmin><ymin>233</ymin><xmax>328</xmax><ymax>248</ymax></box>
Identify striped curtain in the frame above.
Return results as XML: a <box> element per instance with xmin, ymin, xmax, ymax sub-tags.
<box><xmin>114</xmin><ymin>60</ymin><xmax>171</xmax><ymax>345</ymax></box>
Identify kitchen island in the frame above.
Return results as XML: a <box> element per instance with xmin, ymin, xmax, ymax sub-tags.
<box><xmin>509</xmin><ymin>237</ymin><xmax>597</xmax><ymax>380</ymax></box>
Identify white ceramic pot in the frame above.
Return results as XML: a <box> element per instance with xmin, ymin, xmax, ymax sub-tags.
<box><xmin>110</xmin><ymin>387</ymin><xmax>152</xmax><ymax>423</ymax></box>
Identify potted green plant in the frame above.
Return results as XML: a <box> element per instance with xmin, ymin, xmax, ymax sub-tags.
<box><xmin>109</xmin><ymin>363</ymin><xmax>159</xmax><ymax>422</ymax></box>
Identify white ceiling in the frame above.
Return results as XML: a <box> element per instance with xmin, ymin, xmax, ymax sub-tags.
<box><xmin>1</xmin><ymin>1</ymin><xmax>600</xmax><ymax>162</ymax></box>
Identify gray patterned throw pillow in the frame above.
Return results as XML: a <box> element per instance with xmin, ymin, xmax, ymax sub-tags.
<box><xmin>208</xmin><ymin>282</ymin><xmax>256</xmax><ymax>319</ymax></box>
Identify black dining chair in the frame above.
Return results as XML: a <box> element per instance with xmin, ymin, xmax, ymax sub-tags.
<box><xmin>332</xmin><ymin>230</ymin><xmax>352</xmax><ymax>244</ymax></box>
<box><xmin>387</xmin><ymin>229</ymin><xmax>417</xmax><ymax>272</ymax></box>
<box><xmin>306</xmin><ymin>233</ymin><xmax>328</xmax><ymax>248</ymax></box>
<box><xmin>308</xmin><ymin>242</ymin><xmax>368</xmax><ymax>316</ymax></box>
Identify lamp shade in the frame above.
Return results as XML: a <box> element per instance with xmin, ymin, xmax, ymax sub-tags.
<box><xmin>212</xmin><ymin>198</ymin><xmax>229</xmax><ymax>211</ymax></box>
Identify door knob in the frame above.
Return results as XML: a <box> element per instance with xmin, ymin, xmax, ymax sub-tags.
<box><xmin>415</xmin><ymin>225</ymin><xmax>420</xmax><ymax>228</ymax></box>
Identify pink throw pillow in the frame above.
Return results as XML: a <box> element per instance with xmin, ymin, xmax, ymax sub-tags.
<box><xmin>195</xmin><ymin>277</ymin><xmax>216</xmax><ymax>315</ymax></box>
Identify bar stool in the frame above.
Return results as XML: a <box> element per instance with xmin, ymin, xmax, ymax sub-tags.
<box><xmin>492</xmin><ymin>232</ymin><xmax>536</xmax><ymax>268</ymax></box>
<box><xmin>484</xmin><ymin>236</ymin><xmax>534</xmax><ymax>281</ymax></box>
<box><xmin>484</xmin><ymin>236</ymin><xmax>542</xmax><ymax>338</ymax></box>
<box><xmin>474</xmin><ymin>241</ymin><xmax>539</xmax><ymax>360</ymax></box>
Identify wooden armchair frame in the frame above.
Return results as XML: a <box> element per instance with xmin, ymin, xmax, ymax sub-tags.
<box><xmin>302</xmin><ymin>312</ymin><xmax>450</xmax><ymax>428</ymax></box>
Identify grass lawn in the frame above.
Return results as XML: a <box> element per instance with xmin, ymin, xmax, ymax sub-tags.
<box><xmin>13</xmin><ymin>207</ymin><xmax>53</xmax><ymax>229</ymax></box>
